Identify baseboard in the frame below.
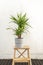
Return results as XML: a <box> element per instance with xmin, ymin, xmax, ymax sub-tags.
<box><xmin>0</xmin><ymin>53</ymin><xmax>43</xmax><ymax>59</ymax></box>
<box><xmin>31</xmin><ymin>53</ymin><xmax>43</xmax><ymax>59</ymax></box>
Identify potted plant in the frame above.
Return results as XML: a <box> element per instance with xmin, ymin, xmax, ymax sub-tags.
<box><xmin>7</xmin><ymin>13</ymin><xmax>31</xmax><ymax>48</ymax></box>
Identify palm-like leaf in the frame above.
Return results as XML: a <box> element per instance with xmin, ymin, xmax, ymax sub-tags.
<box><xmin>7</xmin><ymin>13</ymin><xmax>31</xmax><ymax>38</ymax></box>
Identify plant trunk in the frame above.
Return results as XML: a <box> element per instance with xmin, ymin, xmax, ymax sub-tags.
<box><xmin>18</xmin><ymin>34</ymin><xmax>21</xmax><ymax>38</ymax></box>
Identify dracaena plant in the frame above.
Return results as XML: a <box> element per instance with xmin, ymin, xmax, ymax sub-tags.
<box><xmin>7</xmin><ymin>13</ymin><xmax>31</xmax><ymax>38</ymax></box>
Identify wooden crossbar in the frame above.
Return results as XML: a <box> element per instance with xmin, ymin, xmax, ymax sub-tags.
<box><xmin>17</xmin><ymin>49</ymin><xmax>26</xmax><ymax>58</ymax></box>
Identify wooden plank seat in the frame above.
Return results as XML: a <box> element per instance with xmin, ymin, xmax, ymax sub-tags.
<box><xmin>14</xmin><ymin>58</ymin><xmax>30</xmax><ymax>62</ymax></box>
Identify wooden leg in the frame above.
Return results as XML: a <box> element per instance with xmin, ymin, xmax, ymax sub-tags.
<box><xmin>28</xmin><ymin>62</ymin><xmax>29</xmax><ymax>65</ymax></box>
<box><xmin>12</xmin><ymin>60</ymin><xmax>14</xmax><ymax>65</ymax></box>
<box><xmin>28</xmin><ymin>60</ymin><xmax>31</xmax><ymax>65</ymax></box>
<box><xmin>28</xmin><ymin>61</ymin><xmax>29</xmax><ymax>65</ymax></box>
<box><xmin>30</xmin><ymin>59</ymin><xmax>32</xmax><ymax>65</ymax></box>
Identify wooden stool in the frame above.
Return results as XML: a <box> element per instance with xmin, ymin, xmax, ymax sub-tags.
<box><xmin>12</xmin><ymin>46</ymin><xmax>32</xmax><ymax>65</ymax></box>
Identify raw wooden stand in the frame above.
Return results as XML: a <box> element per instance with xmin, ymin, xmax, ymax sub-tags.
<box><xmin>12</xmin><ymin>46</ymin><xmax>32</xmax><ymax>65</ymax></box>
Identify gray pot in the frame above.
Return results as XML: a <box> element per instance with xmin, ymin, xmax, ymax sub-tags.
<box><xmin>15</xmin><ymin>38</ymin><xmax>23</xmax><ymax>48</ymax></box>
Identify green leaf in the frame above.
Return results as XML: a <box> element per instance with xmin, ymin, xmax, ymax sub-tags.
<box><xmin>7</xmin><ymin>13</ymin><xmax>32</xmax><ymax>38</ymax></box>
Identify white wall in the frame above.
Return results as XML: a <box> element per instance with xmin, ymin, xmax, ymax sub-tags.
<box><xmin>0</xmin><ymin>0</ymin><xmax>43</xmax><ymax>59</ymax></box>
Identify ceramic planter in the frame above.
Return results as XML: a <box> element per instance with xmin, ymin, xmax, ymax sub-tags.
<box><xmin>15</xmin><ymin>38</ymin><xmax>23</xmax><ymax>48</ymax></box>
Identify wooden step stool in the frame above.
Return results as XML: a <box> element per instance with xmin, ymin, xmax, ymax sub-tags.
<box><xmin>12</xmin><ymin>46</ymin><xmax>32</xmax><ymax>65</ymax></box>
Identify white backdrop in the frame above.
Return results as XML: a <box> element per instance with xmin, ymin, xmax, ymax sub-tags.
<box><xmin>0</xmin><ymin>0</ymin><xmax>43</xmax><ymax>59</ymax></box>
